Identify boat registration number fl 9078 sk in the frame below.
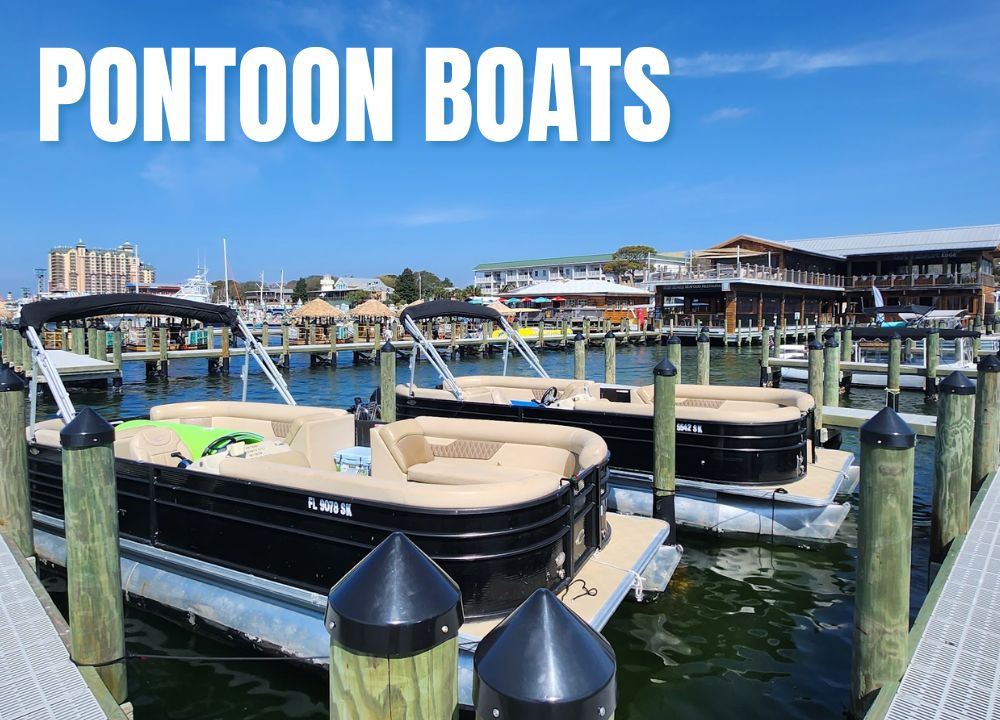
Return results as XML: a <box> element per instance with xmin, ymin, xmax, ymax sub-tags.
<box><xmin>307</xmin><ymin>497</ymin><xmax>353</xmax><ymax>517</ymax></box>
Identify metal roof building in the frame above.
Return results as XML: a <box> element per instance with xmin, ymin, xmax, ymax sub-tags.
<box><xmin>783</xmin><ymin>224</ymin><xmax>1000</xmax><ymax>258</ymax></box>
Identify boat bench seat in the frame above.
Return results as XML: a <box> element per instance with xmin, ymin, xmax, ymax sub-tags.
<box><xmin>408</xmin><ymin>458</ymin><xmax>563</xmax><ymax>486</ymax></box>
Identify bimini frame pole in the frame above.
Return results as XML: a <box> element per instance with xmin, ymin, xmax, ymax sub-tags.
<box><xmin>402</xmin><ymin>316</ymin><xmax>463</xmax><ymax>399</ymax></box>
<box><xmin>495</xmin><ymin>317</ymin><xmax>549</xmax><ymax>378</ymax></box>
<box><xmin>23</xmin><ymin>326</ymin><xmax>76</xmax><ymax>433</ymax></box>
<box><xmin>234</xmin><ymin>318</ymin><xmax>296</xmax><ymax>405</ymax></box>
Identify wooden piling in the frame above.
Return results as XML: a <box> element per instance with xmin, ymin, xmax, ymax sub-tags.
<box><xmin>972</xmin><ymin>354</ymin><xmax>1000</xmax><ymax>489</ymax></box>
<box><xmin>326</xmin><ymin>532</ymin><xmax>462</xmax><ymax>720</ymax></box>
<box><xmin>924</xmin><ymin>328</ymin><xmax>939</xmax><ymax>398</ymax></box>
<box><xmin>583</xmin><ymin>319</ymin><xmax>591</xmax><ymax>345</ymax></box>
<box><xmin>573</xmin><ymin>333</ymin><xmax>585</xmax><ymax>380</ymax></box>
<box><xmin>841</xmin><ymin>328</ymin><xmax>853</xmax><ymax>362</ymax></box>
<box><xmin>904</xmin><ymin>336</ymin><xmax>915</xmax><ymax>362</ymax></box>
<box><xmin>851</xmin><ymin>407</ymin><xmax>915</xmax><ymax>718</ymax></box>
<box><xmin>652</xmin><ymin>358</ymin><xmax>678</xmax><ymax>545</ymax></box>
<box><xmin>696</xmin><ymin>329</ymin><xmax>710</xmax><ymax>385</ymax></box>
<box><xmin>932</xmin><ymin>371</ymin><xmax>975</xmax><ymax>564</ymax></box>
<box><xmin>807</xmin><ymin>339</ymin><xmax>824</xmax><ymax>429</ymax></box>
<box><xmin>823</xmin><ymin>336</ymin><xmax>840</xmax><ymax>407</ymax></box>
<box><xmin>220</xmin><ymin>326</ymin><xmax>231</xmax><ymax>375</ymax></box>
<box><xmin>760</xmin><ymin>326</ymin><xmax>772</xmax><ymax>387</ymax></box>
<box><xmin>158</xmin><ymin>326</ymin><xmax>168</xmax><ymax>377</ymax></box>
<box><xmin>665</xmin><ymin>334</ymin><xmax>682</xmax><ymax>383</ymax></box>
<box><xmin>72</xmin><ymin>326</ymin><xmax>86</xmax><ymax>355</ymax></box>
<box><xmin>474</xmin><ymin>589</ymin><xmax>616</xmax><ymax>720</ymax></box>
<box><xmin>281</xmin><ymin>325</ymin><xmax>290</xmax><ymax>367</ymax></box>
<box><xmin>111</xmin><ymin>330</ymin><xmax>122</xmax><ymax>370</ymax></box>
<box><xmin>886</xmin><ymin>333</ymin><xmax>901</xmax><ymax>411</ymax></box>
<box><xmin>380</xmin><ymin>341</ymin><xmax>396</xmax><ymax>423</ymax></box>
<box><xmin>0</xmin><ymin>367</ymin><xmax>32</xmax><ymax>558</ymax></box>
<box><xmin>60</xmin><ymin>409</ymin><xmax>127</xmax><ymax>703</ymax></box>
<box><xmin>603</xmin><ymin>331</ymin><xmax>616</xmax><ymax>384</ymax></box>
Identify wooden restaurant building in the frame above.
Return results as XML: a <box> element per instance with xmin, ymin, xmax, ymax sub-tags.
<box><xmin>648</xmin><ymin>224</ymin><xmax>1000</xmax><ymax>336</ymax></box>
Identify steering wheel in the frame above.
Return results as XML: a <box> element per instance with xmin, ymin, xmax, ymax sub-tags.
<box><xmin>539</xmin><ymin>386</ymin><xmax>558</xmax><ymax>406</ymax></box>
<box><xmin>202</xmin><ymin>434</ymin><xmax>243</xmax><ymax>457</ymax></box>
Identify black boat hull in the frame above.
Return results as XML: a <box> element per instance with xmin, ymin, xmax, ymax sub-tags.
<box><xmin>396</xmin><ymin>394</ymin><xmax>831</xmax><ymax>485</ymax></box>
<box><xmin>26</xmin><ymin>444</ymin><xmax>608</xmax><ymax>620</ymax></box>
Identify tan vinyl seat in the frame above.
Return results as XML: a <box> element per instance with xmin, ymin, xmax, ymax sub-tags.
<box><xmin>114</xmin><ymin>425</ymin><xmax>189</xmax><ymax>465</ymax></box>
<box><xmin>407</xmin><ymin>458</ymin><xmax>562</xmax><ymax>486</ymax></box>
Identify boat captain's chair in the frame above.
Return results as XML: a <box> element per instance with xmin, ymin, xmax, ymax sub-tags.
<box><xmin>115</xmin><ymin>424</ymin><xmax>190</xmax><ymax>465</ymax></box>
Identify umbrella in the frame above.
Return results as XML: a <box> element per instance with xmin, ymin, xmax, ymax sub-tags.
<box><xmin>348</xmin><ymin>299</ymin><xmax>396</xmax><ymax>318</ymax></box>
<box><xmin>551</xmin><ymin>296</ymin><xmax>566</xmax><ymax>302</ymax></box>
<box><xmin>531</xmin><ymin>297</ymin><xmax>551</xmax><ymax>303</ymax></box>
<box><xmin>504</xmin><ymin>298</ymin><xmax>520</xmax><ymax>305</ymax></box>
<box><xmin>290</xmin><ymin>298</ymin><xmax>344</xmax><ymax>320</ymax></box>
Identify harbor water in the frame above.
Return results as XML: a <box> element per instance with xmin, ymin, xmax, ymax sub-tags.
<box><xmin>37</xmin><ymin>343</ymin><xmax>937</xmax><ymax>720</ymax></box>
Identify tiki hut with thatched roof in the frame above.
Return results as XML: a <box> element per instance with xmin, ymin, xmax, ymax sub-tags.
<box><xmin>348</xmin><ymin>299</ymin><xmax>395</xmax><ymax>319</ymax></box>
<box><xmin>291</xmin><ymin>298</ymin><xmax>344</xmax><ymax>322</ymax></box>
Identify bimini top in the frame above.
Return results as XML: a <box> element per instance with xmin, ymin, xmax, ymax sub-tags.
<box><xmin>19</xmin><ymin>294</ymin><xmax>240</xmax><ymax>332</ymax></box>
<box><xmin>825</xmin><ymin>326</ymin><xmax>978</xmax><ymax>341</ymax></box>
<box><xmin>400</xmin><ymin>300</ymin><xmax>502</xmax><ymax>325</ymax></box>
<box><xmin>861</xmin><ymin>304</ymin><xmax>934</xmax><ymax>316</ymax></box>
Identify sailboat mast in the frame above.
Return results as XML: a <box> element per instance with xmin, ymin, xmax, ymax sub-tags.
<box><xmin>222</xmin><ymin>238</ymin><xmax>230</xmax><ymax>305</ymax></box>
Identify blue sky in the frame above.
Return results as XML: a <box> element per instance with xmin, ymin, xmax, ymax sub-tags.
<box><xmin>1</xmin><ymin>0</ymin><xmax>998</xmax><ymax>293</ymax></box>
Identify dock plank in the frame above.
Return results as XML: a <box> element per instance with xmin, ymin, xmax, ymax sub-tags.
<box><xmin>880</xmin><ymin>469</ymin><xmax>1000</xmax><ymax>719</ymax></box>
<box><xmin>0</xmin><ymin>534</ymin><xmax>110</xmax><ymax>720</ymax></box>
<box><xmin>822</xmin><ymin>406</ymin><xmax>937</xmax><ymax>437</ymax></box>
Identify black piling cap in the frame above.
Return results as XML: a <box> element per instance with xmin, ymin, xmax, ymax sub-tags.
<box><xmin>824</xmin><ymin>337</ymin><xmax>839</xmax><ymax>349</ymax></box>
<box><xmin>939</xmin><ymin>371</ymin><xmax>975</xmax><ymax>395</ymax></box>
<box><xmin>0</xmin><ymin>365</ymin><xmax>25</xmax><ymax>392</ymax></box>
<box><xmin>474</xmin><ymin>589</ymin><xmax>616</xmax><ymax>720</ymax></box>
<box><xmin>380</xmin><ymin>340</ymin><xmax>395</xmax><ymax>353</ymax></box>
<box><xmin>574</xmin><ymin>333</ymin><xmax>585</xmax><ymax>342</ymax></box>
<box><xmin>325</xmin><ymin>532</ymin><xmax>462</xmax><ymax>656</ymax></box>
<box><xmin>60</xmin><ymin>408</ymin><xmax>115</xmax><ymax>449</ymax></box>
<box><xmin>978</xmin><ymin>354</ymin><xmax>1000</xmax><ymax>373</ymax></box>
<box><xmin>665</xmin><ymin>334</ymin><xmax>681</xmax><ymax>345</ymax></box>
<box><xmin>696</xmin><ymin>330</ymin><xmax>710</xmax><ymax>342</ymax></box>
<box><xmin>808</xmin><ymin>339</ymin><xmax>824</xmax><ymax>351</ymax></box>
<box><xmin>604</xmin><ymin>330</ymin><xmax>615</xmax><ymax>339</ymax></box>
<box><xmin>859</xmin><ymin>406</ymin><xmax>916</xmax><ymax>449</ymax></box>
<box><xmin>653</xmin><ymin>358</ymin><xmax>677</xmax><ymax>377</ymax></box>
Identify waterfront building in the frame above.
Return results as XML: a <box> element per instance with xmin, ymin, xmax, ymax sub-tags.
<box><xmin>47</xmin><ymin>240</ymin><xmax>155</xmax><ymax>294</ymax></box>
<box><xmin>473</xmin><ymin>252</ymin><xmax>686</xmax><ymax>295</ymax></box>
<box><xmin>647</xmin><ymin>224</ymin><xmax>1000</xmax><ymax>333</ymax></box>
<box><xmin>505</xmin><ymin>278</ymin><xmax>651</xmax><ymax>322</ymax></box>
<box><xmin>315</xmin><ymin>276</ymin><xmax>392</xmax><ymax>303</ymax></box>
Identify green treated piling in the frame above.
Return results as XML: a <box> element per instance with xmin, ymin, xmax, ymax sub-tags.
<box><xmin>823</xmin><ymin>336</ymin><xmax>840</xmax><ymax>407</ymax></box>
<box><xmin>653</xmin><ymin>358</ymin><xmax>678</xmax><ymax>545</ymax></box>
<box><xmin>380</xmin><ymin>341</ymin><xmax>396</xmax><ymax>423</ymax></box>
<box><xmin>924</xmin><ymin>328</ymin><xmax>939</xmax><ymax>398</ymax></box>
<box><xmin>760</xmin><ymin>326</ymin><xmax>772</xmax><ymax>387</ymax></box>
<box><xmin>932</xmin><ymin>372</ymin><xmax>975</xmax><ymax>563</ymax></box>
<box><xmin>841</xmin><ymin>328</ymin><xmax>853</xmax><ymax>362</ymax></box>
<box><xmin>604</xmin><ymin>331</ymin><xmax>616</xmax><ymax>384</ymax></box>
<box><xmin>158</xmin><ymin>326</ymin><xmax>168</xmax><ymax>377</ymax></box>
<box><xmin>851</xmin><ymin>407</ymin><xmax>916</xmax><ymax>718</ymax></box>
<box><xmin>143</xmin><ymin>325</ymin><xmax>152</xmax><ymax>352</ymax></box>
<box><xmin>0</xmin><ymin>367</ymin><xmax>32</xmax><ymax>557</ymax></box>
<box><xmin>111</xmin><ymin>330</ymin><xmax>122</xmax><ymax>370</ymax></box>
<box><xmin>886</xmin><ymin>333</ymin><xmax>901</xmax><ymax>411</ymax></box>
<box><xmin>807</xmin><ymin>339</ymin><xmax>824</xmax><ymax>429</ymax></box>
<box><xmin>666</xmin><ymin>334</ymin><xmax>682</xmax><ymax>382</ymax></box>
<box><xmin>696</xmin><ymin>329</ymin><xmax>710</xmax><ymax>385</ymax></box>
<box><xmin>326</xmin><ymin>532</ymin><xmax>462</xmax><ymax>720</ymax></box>
<box><xmin>972</xmin><ymin>354</ymin><xmax>1000</xmax><ymax>489</ymax></box>
<box><xmin>60</xmin><ymin>409</ymin><xmax>127</xmax><ymax>703</ymax></box>
<box><xmin>73</xmin><ymin>326</ymin><xmax>86</xmax><ymax>355</ymax></box>
<box><xmin>10</xmin><ymin>329</ymin><xmax>22</xmax><ymax>369</ymax></box>
<box><xmin>573</xmin><ymin>333</ymin><xmax>585</xmax><ymax>380</ymax></box>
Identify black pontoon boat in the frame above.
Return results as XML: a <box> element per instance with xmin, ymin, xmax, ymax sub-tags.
<box><xmin>14</xmin><ymin>296</ymin><xmax>671</xmax><ymax>651</ymax></box>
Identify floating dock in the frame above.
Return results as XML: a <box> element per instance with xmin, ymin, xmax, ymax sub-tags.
<box><xmin>0</xmin><ymin>532</ymin><xmax>128</xmax><ymax>720</ymax></box>
<box><xmin>871</xmin><ymin>469</ymin><xmax>1000</xmax><ymax>720</ymax></box>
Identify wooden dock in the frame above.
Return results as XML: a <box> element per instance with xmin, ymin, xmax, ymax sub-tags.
<box><xmin>823</xmin><ymin>406</ymin><xmax>937</xmax><ymax>437</ymax></box>
<box><xmin>0</xmin><ymin>532</ymin><xmax>129</xmax><ymax>720</ymax></box>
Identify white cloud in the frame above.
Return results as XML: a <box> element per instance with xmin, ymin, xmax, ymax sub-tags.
<box><xmin>703</xmin><ymin>107</ymin><xmax>753</xmax><ymax>123</ymax></box>
<box><xmin>673</xmin><ymin>12</ymin><xmax>1000</xmax><ymax>79</ymax></box>
<box><xmin>395</xmin><ymin>207</ymin><xmax>487</xmax><ymax>227</ymax></box>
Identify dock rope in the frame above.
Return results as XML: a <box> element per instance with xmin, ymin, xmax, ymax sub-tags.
<box><xmin>582</xmin><ymin>551</ymin><xmax>646</xmax><ymax>602</ymax></box>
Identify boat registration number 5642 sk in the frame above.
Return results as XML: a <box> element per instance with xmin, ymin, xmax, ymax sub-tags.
<box><xmin>677</xmin><ymin>422</ymin><xmax>703</xmax><ymax>434</ymax></box>
<box><xmin>307</xmin><ymin>497</ymin><xmax>353</xmax><ymax>517</ymax></box>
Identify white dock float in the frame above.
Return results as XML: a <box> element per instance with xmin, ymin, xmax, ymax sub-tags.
<box><xmin>0</xmin><ymin>534</ymin><xmax>107</xmax><ymax>720</ymax></box>
<box><xmin>880</xmin><ymin>469</ymin><xmax>1000</xmax><ymax>720</ymax></box>
<box><xmin>823</xmin><ymin>406</ymin><xmax>937</xmax><ymax>437</ymax></box>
